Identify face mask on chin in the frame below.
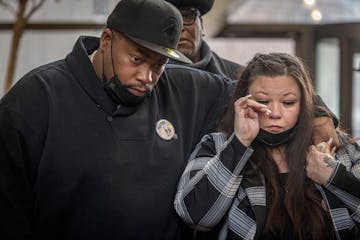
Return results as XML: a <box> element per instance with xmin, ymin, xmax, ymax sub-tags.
<box><xmin>103</xmin><ymin>74</ymin><xmax>149</xmax><ymax>107</ymax></box>
<box><xmin>255</xmin><ymin>124</ymin><xmax>298</xmax><ymax>147</ymax></box>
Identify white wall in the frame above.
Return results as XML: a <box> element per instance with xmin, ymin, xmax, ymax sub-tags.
<box><xmin>0</xmin><ymin>30</ymin><xmax>102</xmax><ymax>96</ymax></box>
<box><xmin>315</xmin><ymin>38</ymin><xmax>340</xmax><ymax>117</ymax></box>
<box><xmin>0</xmin><ymin>0</ymin><xmax>118</xmax><ymax>95</ymax></box>
<box><xmin>206</xmin><ymin>37</ymin><xmax>295</xmax><ymax>65</ymax></box>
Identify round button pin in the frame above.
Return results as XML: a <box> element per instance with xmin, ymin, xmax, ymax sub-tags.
<box><xmin>156</xmin><ymin>119</ymin><xmax>175</xmax><ymax>140</ymax></box>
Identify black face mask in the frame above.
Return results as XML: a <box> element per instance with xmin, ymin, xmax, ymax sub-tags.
<box><xmin>256</xmin><ymin>124</ymin><xmax>298</xmax><ymax>147</ymax></box>
<box><xmin>103</xmin><ymin>74</ymin><xmax>147</xmax><ymax>107</ymax></box>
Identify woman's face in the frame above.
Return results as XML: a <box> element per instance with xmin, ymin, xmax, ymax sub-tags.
<box><xmin>248</xmin><ymin>75</ymin><xmax>301</xmax><ymax>133</ymax></box>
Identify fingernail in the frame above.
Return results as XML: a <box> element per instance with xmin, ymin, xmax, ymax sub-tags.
<box><xmin>265</xmin><ymin>109</ymin><xmax>272</xmax><ymax>115</ymax></box>
<box><xmin>331</xmin><ymin>146</ymin><xmax>336</xmax><ymax>155</ymax></box>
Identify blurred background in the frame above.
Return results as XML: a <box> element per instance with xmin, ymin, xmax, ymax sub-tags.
<box><xmin>0</xmin><ymin>0</ymin><xmax>360</xmax><ymax>137</ymax></box>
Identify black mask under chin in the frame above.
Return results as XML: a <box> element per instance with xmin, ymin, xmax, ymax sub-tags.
<box><xmin>104</xmin><ymin>75</ymin><xmax>146</xmax><ymax>107</ymax></box>
<box><xmin>255</xmin><ymin>124</ymin><xmax>298</xmax><ymax>147</ymax></box>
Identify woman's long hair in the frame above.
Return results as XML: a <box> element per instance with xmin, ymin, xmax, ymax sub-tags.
<box><xmin>218</xmin><ymin>53</ymin><xmax>332</xmax><ymax>240</ymax></box>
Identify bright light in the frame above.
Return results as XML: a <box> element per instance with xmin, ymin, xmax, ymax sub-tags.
<box><xmin>311</xmin><ymin>9</ymin><xmax>322</xmax><ymax>21</ymax></box>
<box><xmin>304</xmin><ymin>0</ymin><xmax>316</xmax><ymax>6</ymax></box>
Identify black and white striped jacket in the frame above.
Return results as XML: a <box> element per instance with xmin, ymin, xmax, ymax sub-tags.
<box><xmin>175</xmin><ymin>132</ymin><xmax>360</xmax><ymax>240</ymax></box>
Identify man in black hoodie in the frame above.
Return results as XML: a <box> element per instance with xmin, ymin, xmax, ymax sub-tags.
<box><xmin>0</xmin><ymin>0</ymin><xmax>232</xmax><ymax>239</ymax></box>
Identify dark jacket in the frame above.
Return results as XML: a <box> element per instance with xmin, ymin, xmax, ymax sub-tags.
<box><xmin>0</xmin><ymin>36</ymin><xmax>233</xmax><ymax>240</ymax></box>
<box><xmin>171</xmin><ymin>40</ymin><xmax>244</xmax><ymax>80</ymax></box>
<box><xmin>175</xmin><ymin>132</ymin><xmax>360</xmax><ymax>240</ymax></box>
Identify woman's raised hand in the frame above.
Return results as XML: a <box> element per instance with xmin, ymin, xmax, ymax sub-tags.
<box><xmin>233</xmin><ymin>95</ymin><xmax>271</xmax><ymax>147</ymax></box>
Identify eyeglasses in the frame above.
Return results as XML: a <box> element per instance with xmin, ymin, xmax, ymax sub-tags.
<box><xmin>180</xmin><ymin>8</ymin><xmax>200</xmax><ymax>26</ymax></box>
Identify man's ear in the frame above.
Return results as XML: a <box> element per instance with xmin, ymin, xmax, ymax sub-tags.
<box><xmin>99</xmin><ymin>28</ymin><xmax>112</xmax><ymax>51</ymax></box>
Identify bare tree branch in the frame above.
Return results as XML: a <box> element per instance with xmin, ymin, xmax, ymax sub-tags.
<box><xmin>26</xmin><ymin>0</ymin><xmax>45</xmax><ymax>19</ymax></box>
<box><xmin>30</xmin><ymin>0</ymin><xmax>35</xmax><ymax>13</ymax></box>
<box><xmin>0</xmin><ymin>0</ymin><xmax>17</xmax><ymax>16</ymax></box>
<box><xmin>3</xmin><ymin>0</ymin><xmax>60</xmax><ymax>92</ymax></box>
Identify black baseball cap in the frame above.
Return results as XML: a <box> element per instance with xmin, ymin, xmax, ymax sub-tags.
<box><xmin>165</xmin><ymin>0</ymin><xmax>215</xmax><ymax>15</ymax></box>
<box><xmin>107</xmin><ymin>0</ymin><xmax>191</xmax><ymax>64</ymax></box>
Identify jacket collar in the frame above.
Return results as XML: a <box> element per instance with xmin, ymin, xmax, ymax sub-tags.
<box><xmin>189</xmin><ymin>40</ymin><xmax>213</xmax><ymax>70</ymax></box>
<box><xmin>65</xmin><ymin>36</ymin><xmax>143</xmax><ymax>116</ymax></box>
<box><xmin>65</xmin><ymin>36</ymin><xmax>115</xmax><ymax>113</ymax></box>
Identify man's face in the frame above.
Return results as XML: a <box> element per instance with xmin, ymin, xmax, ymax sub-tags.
<box><xmin>177</xmin><ymin>8</ymin><xmax>203</xmax><ymax>63</ymax></box>
<box><xmin>101</xmin><ymin>30</ymin><xmax>168</xmax><ymax>97</ymax></box>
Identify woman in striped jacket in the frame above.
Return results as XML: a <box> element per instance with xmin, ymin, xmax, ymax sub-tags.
<box><xmin>175</xmin><ymin>53</ymin><xmax>360</xmax><ymax>240</ymax></box>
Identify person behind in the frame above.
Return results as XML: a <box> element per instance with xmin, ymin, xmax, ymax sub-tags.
<box><xmin>0</xmin><ymin>0</ymin><xmax>234</xmax><ymax>239</ymax></box>
<box><xmin>165</xmin><ymin>0</ymin><xmax>244</xmax><ymax>80</ymax></box>
<box><xmin>167</xmin><ymin>0</ymin><xmax>339</xmax><ymax>152</ymax></box>
<box><xmin>175</xmin><ymin>53</ymin><xmax>360</xmax><ymax>239</ymax></box>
